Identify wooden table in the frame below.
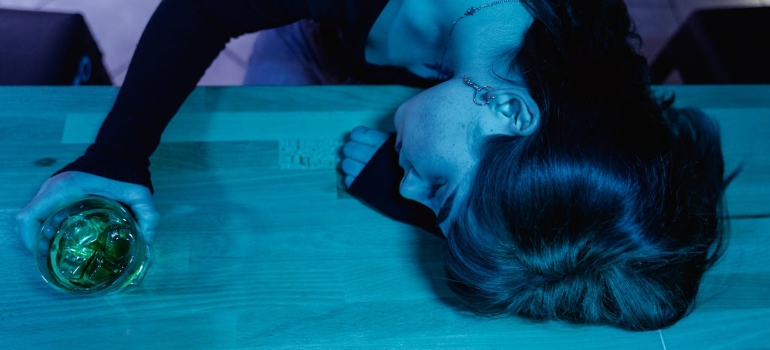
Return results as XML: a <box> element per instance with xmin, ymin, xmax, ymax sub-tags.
<box><xmin>0</xmin><ymin>86</ymin><xmax>768</xmax><ymax>349</ymax></box>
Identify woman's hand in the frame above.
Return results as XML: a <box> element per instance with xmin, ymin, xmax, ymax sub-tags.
<box><xmin>340</xmin><ymin>126</ymin><xmax>390</xmax><ymax>189</ymax></box>
<box><xmin>15</xmin><ymin>171</ymin><xmax>159</xmax><ymax>251</ymax></box>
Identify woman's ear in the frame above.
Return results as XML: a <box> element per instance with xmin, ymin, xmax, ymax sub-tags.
<box><xmin>487</xmin><ymin>87</ymin><xmax>540</xmax><ymax>136</ymax></box>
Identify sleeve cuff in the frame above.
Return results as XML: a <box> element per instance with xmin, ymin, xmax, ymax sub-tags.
<box><xmin>348</xmin><ymin>134</ymin><xmax>441</xmax><ymax>237</ymax></box>
<box><xmin>53</xmin><ymin>143</ymin><xmax>154</xmax><ymax>194</ymax></box>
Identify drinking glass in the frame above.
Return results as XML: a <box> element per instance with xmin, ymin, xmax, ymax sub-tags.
<box><xmin>35</xmin><ymin>196</ymin><xmax>151</xmax><ymax>294</ymax></box>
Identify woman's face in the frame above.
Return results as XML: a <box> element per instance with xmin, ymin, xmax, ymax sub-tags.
<box><xmin>394</xmin><ymin>75</ymin><xmax>539</xmax><ymax>234</ymax></box>
<box><xmin>393</xmin><ymin>78</ymin><xmax>494</xmax><ymax>234</ymax></box>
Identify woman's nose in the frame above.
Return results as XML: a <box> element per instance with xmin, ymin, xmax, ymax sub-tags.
<box><xmin>399</xmin><ymin>168</ymin><xmax>426</xmax><ymax>204</ymax></box>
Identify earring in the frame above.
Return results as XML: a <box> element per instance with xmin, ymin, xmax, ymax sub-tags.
<box><xmin>462</xmin><ymin>76</ymin><xmax>495</xmax><ymax>106</ymax></box>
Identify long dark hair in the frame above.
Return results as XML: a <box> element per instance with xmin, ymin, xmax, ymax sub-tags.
<box><xmin>443</xmin><ymin>0</ymin><xmax>737</xmax><ymax>330</ymax></box>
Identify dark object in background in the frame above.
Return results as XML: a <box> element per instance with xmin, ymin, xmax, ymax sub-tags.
<box><xmin>651</xmin><ymin>7</ymin><xmax>770</xmax><ymax>84</ymax></box>
<box><xmin>0</xmin><ymin>9</ymin><xmax>111</xmax><ymax>85</ymax></box>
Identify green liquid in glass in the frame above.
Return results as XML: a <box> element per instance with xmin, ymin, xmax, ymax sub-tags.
<box><xmin>47</xmin><ymin>209</ymin><xmax>139</xmax><ymax>290</ymax></box>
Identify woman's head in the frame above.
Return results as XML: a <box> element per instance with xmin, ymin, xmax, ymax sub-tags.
<box><xmin>394</xmin><ymin>76</ymin><xmax>541</xmax><ymax>233</ymax></box>
<box><xmin>444</xmin><ymin>105</ymin><xmax>730</xmax><ymax>330</ymax></box>
<box><xmin>399</xmin><ymin>0</ymin><xmax>733</xmax><ymax>330</ymax></box>
<box><xmin>392</xmin><ymin>0</ymin><xmax>541</xmax><ymax>226</ymax></box>
<box><xmin>392</xmin><ymin>0</ymin><xmax>545</xmax><ymax>223</ymax></box>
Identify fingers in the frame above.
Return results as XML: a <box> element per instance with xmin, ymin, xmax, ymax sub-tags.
<box><xmin>341</xmin><ymin>136</ymin><xmax>378</xmax><ymax>189</ymax></box>
<box><xmin>89</xmin><ymin>179</ymin><xmax>158</xmax><ymax>245</ymax></box>
<box><xmin>121</xmin><ymin>194</ymin><xmax>160</xmax><ymax>244</ymax></box>
<box><xmin>340</xmin><ymin>127</ymin><xmax>390</xmax><ymax>189</ymax></box>
<box><xmin>349</xmin><ymin>126</ymin><xmax>389</xmax><ymax>146</ymax></box>
<box><xmin>16</xmin><ymin>171</ymin><xmax>158</xmax><ymax>251</ymax></box>
<box><xmin>344</xmin><ymin>175</ymin><xmax>356</xmax><ymax>189</ymax></box>
<box><xmin>340</xmin><ymin>158</ymin><xmax>365</xmax><ymax>189</ymax></box>
<box><xmin>340</xmin><ymin>158</ymin><xmax>365</xmax><ymax>176</ymax></box>
<box><xmin>16</xmin><ymin>174</ymin><xmax>83</xmax><ymax>251</ymax></box>
<box><xmin>16</xmin><ymin>204</ymin><xmax>48</xmax><ymax>252</ymax></box>
<box><xmin>342</xmin><ymin>140</ymin><xmax>378</xmax><ymax>163</ymax></box>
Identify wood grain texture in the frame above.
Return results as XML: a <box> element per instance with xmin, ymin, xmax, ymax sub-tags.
<box><xmin>1</xmin><ymin>86</ymin><xmax>768</xmax><ymax>349</ymax></box>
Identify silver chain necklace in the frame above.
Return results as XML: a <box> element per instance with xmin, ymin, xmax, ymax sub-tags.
<box><xmin>426</xmin><ymin>0</ymin><xmax>518</xmax><ymax>80</ymax></box>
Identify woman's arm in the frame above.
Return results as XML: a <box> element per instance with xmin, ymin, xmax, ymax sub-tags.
<box><xmin>55</xmin><ymin>0</ymin><xmax>322</xmax><ymax>191</ymax></box>
<box><xmin>17</xmin><ymin>0</ymin><xmax>326</xmax><ymax>250</ymax></box>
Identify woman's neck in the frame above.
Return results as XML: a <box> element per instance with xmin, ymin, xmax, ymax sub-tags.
<box><xmin>443</xmin><ymin>0</ymin><xmax>534</xmax><ymax>82</ymax></box>
<box><xmin>365</xmin><ymin>0</ymin><xmax>532</xmax><ymax>81</ymax></box>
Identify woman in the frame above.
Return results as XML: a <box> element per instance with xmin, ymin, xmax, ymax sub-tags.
<box><xmin>343</xmin><ymin>0</ymin><xmax>736</xmax><ymax>331</ymax></box>
<box><xmin>16</xmin><ymin>0</ymin><xmax>734</xmax><ymax>330</ymax></box>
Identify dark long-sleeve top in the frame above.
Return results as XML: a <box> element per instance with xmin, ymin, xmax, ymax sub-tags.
<box><xmin>55</xmin><ymin>0</ymin><xmax>441</xmax><ymax>234</ymax></box>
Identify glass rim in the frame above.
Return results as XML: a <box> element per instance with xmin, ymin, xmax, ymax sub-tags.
<box><xmin>35</xmin><ymin>195</ymin><xmax>150</xmax><ymax>295</ymax></box>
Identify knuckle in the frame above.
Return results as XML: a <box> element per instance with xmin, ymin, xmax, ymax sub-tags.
<box><xmin>144</xmin><ymin>217</ymin><xmax>160</xmax><ymax>229</ymax></box>
<box><xmin>350</xmin><ymin>126</ymin><xmax>371</xmax><ymax>140</ymax></box>
<box><xmin>15</xmin><ymin>212</ymin><xmax>28</xmax><ymax>227</ymax></box>
<box><xmin>146</xmin><ymin>210</ymin><xmax>160</xmax><ymax>222</ymax></box>
<box><xmin>342</xmin><ymin>158</ymin><xmax>364</xmax><ymax>175</ymax></box>
<box><xmin>341</xmin><ymin>158</ymin><xmax>355</xmax><ymax>174</ymax></box>
<box><xmin>342</xmin><ymin>141</ymin><xmax>359</xmax><ymax>156</ymax></box>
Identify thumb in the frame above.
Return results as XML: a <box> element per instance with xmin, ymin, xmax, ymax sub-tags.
<box><xmin>125</xmin><ymin>200</ymin><xmax>160</xmax><ymax>245</ymax></box>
